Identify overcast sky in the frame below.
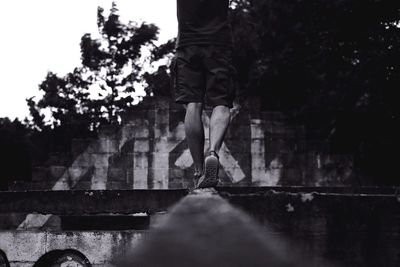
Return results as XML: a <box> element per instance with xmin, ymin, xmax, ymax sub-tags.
<box><xmin>0</xmin><ymin>0</ymin><xmax>177</xmax><ymax>120</ymax></box>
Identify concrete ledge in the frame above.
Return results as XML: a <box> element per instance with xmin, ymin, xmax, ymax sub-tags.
<box><xmin>0</xmin><ymin>190</ymin><xmax>188</xmax><ymax>215</ymax></box>
<box><xmin>121</xmin><ymin>189</ymin><xmax>314</xmax><ymax>267</ymax></box>
<box><xmin>217</xmin><ymin>186</ymin><xmax>399</xmax><ymax>195</ymax></box>
<box><xmin>1</xmin><ymin>187</ymin><xmax>396</xmax><ymax>215</ymax></box>
<box><xmin>221</xmin><ymin>189</ymin><xmax>400</xmax><ymax>267</ymax></box>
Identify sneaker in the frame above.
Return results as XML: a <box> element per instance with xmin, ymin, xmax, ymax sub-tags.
<box><xmin>197</xmin><ymin>151</ymin><xmax>219</xmax><ymax>188</ymax></box>
<box><xmin>191</xmin><ymin>171</ymin><xmax>203</xmax><ymax>190</ymax></box>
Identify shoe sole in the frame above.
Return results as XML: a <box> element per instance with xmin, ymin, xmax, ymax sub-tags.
<box><xmin>197</xmin><ymin>155</ymin><xmax>219</xmax><ymax>188</ymax></box>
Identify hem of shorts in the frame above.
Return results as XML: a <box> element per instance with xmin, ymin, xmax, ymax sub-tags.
<box><xmin>175</xmin><ymin>98</ymin><xmax>204</xmax><ymax>105</ymax></box>
<box><xmin>208</xmin><ymin>101</ymin><xmax>233</xmax><ymax>109</ymax></box>
<box><xmin>176</xmin><ymin>99</ymin><xmax>233</xmax><ymax>109</ymax></box>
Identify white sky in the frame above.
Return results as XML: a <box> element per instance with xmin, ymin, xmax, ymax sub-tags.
<box><xmin>0</xmin><ymin>0</ymin><xmax>177</xmax><ymax>120</ymax></box>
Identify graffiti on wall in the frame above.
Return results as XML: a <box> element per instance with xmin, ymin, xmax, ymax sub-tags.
<box><xmin>18</xmin><ymin>97</ymin><xmax>353</xmax><ymax>229</ymax></box>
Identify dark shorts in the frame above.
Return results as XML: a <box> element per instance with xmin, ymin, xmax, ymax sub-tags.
<box><xmin>171</xmin><ymin>45</ymin><xmax>236</xmax><ymax>108</ymax></box>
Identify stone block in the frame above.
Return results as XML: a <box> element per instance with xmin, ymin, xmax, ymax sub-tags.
<box><xmin>154</xmin><ymin>98</ymin><xmax>170</xmax><ymax>109</ymax></box>
<box><xmin>169</xmin><ymin>168</ymin><xmax>185</xmax><ymax>180</ymax></box>
<box><xmin>154</xmin><ymin>124</ymin><xmax>169</xmax><ymax>139</ymax></box>
<box><xmin>48</xmin><ymin>166</ymin><xmax>67</xmax><ymax>180</ymax></box>
<box><xmin>45</xmin><ymin>152</ymin><xmax>71</xmax><ymax>166</ymax></box>
<box><xmin>133</xmin><ymin>169</ymin><xmax>149</xmax><ymax>189</ymax></box>
<box><xmin>67</xmin><ymin>166</ymin><xmax>89</xmax><ymax>184</ymax></box>
<box><xmin>45</xmin><ymin>232</ymin><xmax>123</xmax><ymax>264</ymax></box>
<box><xmin>261</xmin><ymin>111</ymin><xmax>287</xmax><ymax>121</ymax></box>
<box><xmin>251</xmin><ymin>140</ymin><xmax>265</xmax><ymax>153</ymax></box>
<box><xmin>151</xmin><ymin>152</ymin><xmax>169</xmax><ymax>163</ymax></box>
<box><xmin>98</xmin><ymin>124</ymin><xmax>119</xmax><ymax>138</ymax></box>
<box><xmin>280</xmin><ymin>168</ymin><xmax>304</xmax><ymax>185</ymax></box>
<box><xmin>123</xmin><ymin>110</ymin><xmax>153</xmax><ymax>125</ymax></box>
<box><xmin>265</xmin><ymin>153</ymin><xmax>296</xmax><ymax>168</ymax></box>
<box><xmin>265</xmin><ymin>125</ymin><xmax>296</xmax><ymax>138</ymax></box>
<box><xmin>0</xmin><ymin>232</ymin><xmax>46</xmax><ymax>263</ymax></box>
<box><xmin>250</xmin><ymin>123</ymin><xmax>265</xmax><ymax>139</ymax></box>
<box><xmin>134</xmin><ymin>140</ymin><xmax>150</xmax><ymax>153</ymax></box>
<box><xmin>86</xmin><ymin>138</ymin><xmax>119</xmax><ymax>154</ymax></box>
<box><xmin>225</xmin><ymin>125</ymin><xmax>251</xmax><ymax>140</ymax></box>
<box><xmin>71</xmin><ymin>138</ymin><xmax>92</xmax><ymax>157</ymax></box>
<box><xmin>32</xmin><ymin>167</ymin><xmax>49</xmax><ymax>181</ymax></box>
<box><xmin>70</xmin><ymin>152</ymin><xmax>92</xmax><ymax>167</ymax></box>
<box><xmin>224</xmin><ymin>139</ymin><xmax>251</xmax><ymax>153</ymax></box>
<box><xmin>133</xmin><ymin>153</ymin><xmax>149</xmax><ymax>169</ymax></box>
<box><xmin>120</xmin><ymin>139</ymin><xmax>134</xmax><ymax>154</ymax></box>
<box><xmin>72</xmin><ymin>154</ymin><xmax>110</xmax><ymax>168</ymax></box>
<box><xmin>108</xmin><ymin>167</ymin><xmax>127</xmax><ymax>182</ymax></box>
<box><xmin>167</xmin><ymin>181</ymin><xmax>184</xmax><ymax>189</ymax></box>
<box><xmin>120</xmin><ymin>123</ymin><xmax>150</xmax><ymax>140</ymax></box>
<box><xmin>223</xmin><ymin>167</ymin><xmax>248</xmax><ymax>183</ymax></box>
<box><xmin>169</xmin><ymin>101</ymin><xmax>185</xmax><ymax>111</ymax></box>
<box><xmin>106</xmin><ymin>181</ymin><xmax>129</xmax><ymax>190</ymax></box>
<box><xmin>265</xmin><ymin>137</ymin><xmax>295</xmax><ymax>154</ymax></box>
<box><xmin>73</xmin><ymin>181</ymin><xmax>92</xmax><ymax>190</ymax></box>
<box><xmin>93</xmin><ymin>155</ymin><xmax>112</xmax><ymax>169</ymax></box>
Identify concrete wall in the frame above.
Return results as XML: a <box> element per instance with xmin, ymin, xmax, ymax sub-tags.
<box><xmin>10</xmin><ymin>96</ymin><xmax>353</xmax><ymax>191</ymax></box>
<box><xmin>6</xmin><ymin>96</ymin><xmax>354</xmax><ymax>231</ymax></box>
<box><xmin>1</xmin><ymin>189</ymin><xmax>399</xmax><ymax>266</ymax></box>
<box><xmin>0</xmin><ymin>231</ymin><xmax>145</xmax><ymax>266</ymax></box>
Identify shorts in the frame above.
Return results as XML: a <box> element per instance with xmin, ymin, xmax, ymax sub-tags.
<box><xmin>171</xmin><ymin>45</ymin><xmax>236</xmax><ymax>108</ymax></box>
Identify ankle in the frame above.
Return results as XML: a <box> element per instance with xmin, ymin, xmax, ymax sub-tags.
<box><xmin>208</xmin><ymin>150</ymin><xmax>219</xmax><ymax>158</ymax></box>
<box><xmin>194</xmin><ymin>168</ymin><xmax>204</xmax><ymax>176</ymax></box>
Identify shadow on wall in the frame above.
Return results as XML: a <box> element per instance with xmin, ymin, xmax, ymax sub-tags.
<box><xmin>33</xmin><ymin>249</ymin><xmax>91</xmax><ymax>267</ymax></box>
<box><xmin>0</xmin><ymin>250</ymin><xmax>10</xmax><ymax>267</ymax></box>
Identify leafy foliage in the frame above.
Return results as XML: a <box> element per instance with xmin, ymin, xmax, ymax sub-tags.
<box><xmin>230</xmin><ymin>0</ymin><xmax>400</xmax><ymax>183</ymax></box>
<box><xmin>15</xmin><ymin>2</ymin><xmax>176</xmax><ymax>187</ymax></box>
<box><xmin>1</xmin><ymin>1</ymin><xmax>398</xmax><ymax>186</ymax></box>
<box><xmin>28</xmin><ymin>2</ymin><xmax>174</xmax><ymax>132</ymax></box>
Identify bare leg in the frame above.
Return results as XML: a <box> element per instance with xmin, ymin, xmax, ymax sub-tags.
<box><xmin>209</xmin><ymin>105</ymin><xmax>231</xmax><ymax>153</ymax></box>
<box><xmin>197</xmin><ymin>105</ymin><xmax>230</xmax><ymax>188</ymax></box>
<box><xmin>185</xmin><ymin>102</ymin><xmax>205</xmax><ymax>174</ymax></box>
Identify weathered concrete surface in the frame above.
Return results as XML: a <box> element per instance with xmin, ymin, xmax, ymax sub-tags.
<box><xmin>0</xmin><ymin>249</ymin><xmax>10</xmax><ymax>267</ymax></box>
<box><xmin>0</xmin><ymin>231</ymin><xmax>145</xmax><ymax>266</ymax></box>
<box><xmin>17</xmin><ymin>96</ymin><xmax>354</xmax><ymax>193</ymax></box>
<box><xmin>11</xmin><ymin>95</ymin><xmax>355</xmax><ymax>231</ymax></box>
<box><xmin>121</xmin><ymin>189</ymin><xmax>322</xmax><ymax>267</ymax></box>
<box><xmin>3</xmin><ymin>187</ymin><xmax>395</xmax><ymax>216</ymax></box>
<box><xmin>222</xmin><ymin>189</ymin><xmax>400</xmax><ymax>267</ymax></box>
<box><xmin>0</xmin><ymin>190</ymin><xmax>187</xmax><ymax>215</ymax></box>
<box><xmin>0</xmin><ymin>188</ymin><xmax>399</xmax><ymax>266</ymax></box>
<box><xmin>217</xmin><ymin>186</ymin><xmax>399</xmax><ymax>195</ymax></box>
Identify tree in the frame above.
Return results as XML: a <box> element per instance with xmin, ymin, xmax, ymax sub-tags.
<box><xmin>229</xmin><ymin>0</ymin><xmax>400</xmax><ymax>184</ymax></box>
<box><xmin>28</xmin><ymin>2</ymin><xmax>174</xmax><ymax>132</ymax></box>
<box><xmin>23</xmin><ymin>2</ymin><xmax>175</xmax><ymax>172</ymax></box>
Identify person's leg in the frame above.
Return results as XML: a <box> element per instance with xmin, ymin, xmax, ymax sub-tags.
<box><xmin>209</xmin><ymin>105</ymin><xmax>231</xmax><ymax>153</ymax></box>
<box><xmin>197</xmin><ymin>105</ymin><xmax>230</xmax><ymax>188</ymax></box>
<box><xmin>185</xmin><ymin>102</ymin><xmax>205</xmax><ymax>175</ymax></box>
<box><xmin>197</xmin><ymin>45</ymin><xmax>235</xmax><ymax>188</ymax></box>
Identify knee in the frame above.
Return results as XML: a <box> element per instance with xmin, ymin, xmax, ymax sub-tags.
<box><xmin>186</xmin><ymin>102</ymin><xmax>203</xmax><ymax>113</ymax></box>
<box><xmin>212</xmin><ymin>105</ymin><xmax>231</xmax><ymax>116</ymax></box>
